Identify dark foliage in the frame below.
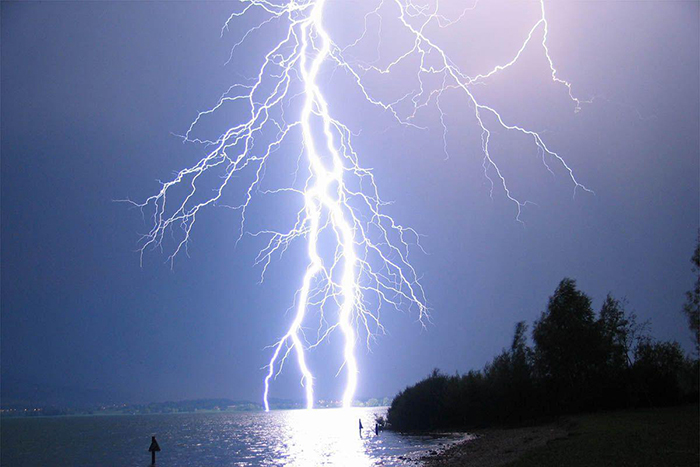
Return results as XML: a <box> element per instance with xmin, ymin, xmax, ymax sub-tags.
<box><xmin>682</xmin><ymin>235</ymin><xmax>700</xmax><ymax>354</ymax></box>
<box><xmin>387</xmin><ymin>278</ymin><xmax>699</xmax><ymax>431</ymax></box>
<box><xmin>632</xmin><ymin>339</ymin><xmax>687</xmax><ymax>406</ymax></box>
<box><xmin>533</xmin><ymin>279</ymin><xmax>604</xmax><ymax>412</ymax></box>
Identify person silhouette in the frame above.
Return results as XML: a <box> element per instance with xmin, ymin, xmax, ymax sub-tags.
<box><xmin>375</xmin><ymin>423</ymin><xmax>379</xmax><ymax>436</ymax></box>
<box><xmin>359</xmin><ymin>418</ymin><xmax>363</xmax><ymax>438</ymax></box>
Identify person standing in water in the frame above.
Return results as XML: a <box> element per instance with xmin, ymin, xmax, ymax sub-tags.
<box><xmin>359</xmin><ymin>418</ymin><xmax>363</xmax><ymax>438</ymax></box>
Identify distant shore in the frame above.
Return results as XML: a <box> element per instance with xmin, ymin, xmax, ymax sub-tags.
<box><xmin>423</xmin><ymin>404</ymin><xmax>699</xmax><ymax>467</ymax></box>
<box><xmin>0</xmin><ymin>397</ymin><xmax>392</xmax><ymax>419</ymax></box>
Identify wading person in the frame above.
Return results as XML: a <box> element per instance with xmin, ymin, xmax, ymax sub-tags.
<box><xmin>359</xmin><ymin>419</ymin><xmax>363</xmax><ymax>438</ymax></box>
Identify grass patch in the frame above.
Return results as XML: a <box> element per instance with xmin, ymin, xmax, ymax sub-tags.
<box><xmin>506</xmin><ymin>404</ymin><xmax>699</xmax><ymax>467</ymax></box>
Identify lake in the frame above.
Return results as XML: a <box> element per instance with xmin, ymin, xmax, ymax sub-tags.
<box><xmin>1</xmin><ymin>407</ymin><xmax>467</xmax><ymax>466</ymax></box>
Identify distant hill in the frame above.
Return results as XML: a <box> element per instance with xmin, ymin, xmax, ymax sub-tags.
<box><xmin>0</xmin><ymin>377</ymin><xmax>131</xmax><ymax>410</ymax></box>
<box><xmin>1</xmin><ymin>375</ymin><xmax>391</xmax><ymax>417</ymax></box>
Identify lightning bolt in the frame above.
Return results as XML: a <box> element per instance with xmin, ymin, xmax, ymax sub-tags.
<box><xmin>126</xmin><ymin>0</ymin><xmax>591</xmax><ymax>411</ymax></box>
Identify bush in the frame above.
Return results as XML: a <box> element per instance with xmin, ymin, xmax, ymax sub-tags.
<box><xmin>632</xmin><ymin>339</ymin><xmax>686</xmax><ymax>406</ymax></box>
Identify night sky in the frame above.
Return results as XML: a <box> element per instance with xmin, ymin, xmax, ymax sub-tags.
<box><xmin>2</xmin><ymin>1</ymin><xmax>698</xmax><ymax>405</ymax></box>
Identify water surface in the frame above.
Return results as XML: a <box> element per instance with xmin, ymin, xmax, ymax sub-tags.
<box><xmin>1</xmin><ymin>407</ymin><xmax>466</xmax><ymax>466</ymax></box>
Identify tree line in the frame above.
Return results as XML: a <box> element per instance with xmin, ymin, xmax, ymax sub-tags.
<box><xmin>387</xmin><ymin>241</ymin><xmax>700</xmax><ymax>431</ymax></box>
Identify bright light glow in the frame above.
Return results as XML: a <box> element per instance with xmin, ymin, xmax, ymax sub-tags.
<box><xmin>284</xmin><ymin>407</ymin><xmax>371</xmax><ymax>465</ymax></box>
<box><xmin>128</xmin><ymin>0</ymin><xmax>590</xmax><ymax>411</ymax></box>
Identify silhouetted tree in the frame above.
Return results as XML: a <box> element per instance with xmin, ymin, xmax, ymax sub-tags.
<box><xmin>596</xmin><ymin>295</ymin><xmax>648</xmax><ymax>407</ymax></box>
<box><xmin>511</xmin><ymin>321</ymin><xmax>531</xmax><ymax>359</ymax></box>
<box><xmin>487</xmin><ymin>321</ymin><xmax>535</xmax><ymax>421</ymax></box>
<box><xmin>682</xmin><ymin>236</ymin><xmax>700</xmax><ymax>354</ymax></box>
<box><xmin>533</xmin><ymin>278</ymin><xmax>604</xmax><ymax>412</ymax></box>
<box><xmin>598</xmin><ymin>295</ymin><xmax>633</xmax><ymax>367</ymax></box>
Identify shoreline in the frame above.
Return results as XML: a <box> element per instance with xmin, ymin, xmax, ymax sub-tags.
<box><xmin>422</xmin><ymin>421</ymin><xmax>568</xmax><ymax>467</ymax></box>
<box><xmin>421</xmin><ymin>404</ymin><xmax>699</xmax><ymax>467</ymax></box>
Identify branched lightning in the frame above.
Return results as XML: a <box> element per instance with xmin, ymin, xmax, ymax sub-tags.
<box><xmin>127</xmin><ymin>0</ymin><xmax>591</xmax><ymax>411</ymax></box>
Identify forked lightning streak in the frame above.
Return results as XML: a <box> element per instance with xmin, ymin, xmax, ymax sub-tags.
<box><xmin>129</xmin><ymin>0</ymin><xmax>590</xmax><ymax>411</ymax></box>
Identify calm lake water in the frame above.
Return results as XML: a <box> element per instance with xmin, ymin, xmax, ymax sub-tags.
<box><xmin>1</xmin><ymin>407</ymin><xmax>466</xmax><ymax>466</ymax></box>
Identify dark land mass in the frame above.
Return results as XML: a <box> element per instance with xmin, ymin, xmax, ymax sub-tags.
<box><xmin>388</xmin><ymin>278</ymin><xmax>699</xmax><ymax>433</ymax></box>
<box><xmin>398</xmin><ymin>272</ymin><xmax>699</xmax><ymax>465</ymax></box>
<box><xmin>426</xmin><ymin>404</ymin><xmax>699</xmax><ymax>467</ymax></box>
<box><xmin>0</xmin><ymin>398</ymin><xmax>261</xmax><ymax>417</ymax></box>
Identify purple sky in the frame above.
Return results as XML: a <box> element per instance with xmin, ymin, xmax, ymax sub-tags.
<box><xmin>2</xmin><ymin>1</ymin><xmax>698</xmax><ymax>405</ymax></box>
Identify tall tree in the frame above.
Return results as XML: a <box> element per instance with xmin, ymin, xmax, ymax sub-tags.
<box><xmin>682</xmin><ymin>236</ymin><xmax>700</xmax><ymax>354</ymax></box>
<box><xmin>533</xmin><ymin>278</ymin><xmax>603</xmax><ymax>411</ymax></box>
<box><xmin>596</xmin><ymin>295</ymin><xmax>647</xmax><ymax>407</ymax></box>
<box><xmin>598</xmin><ymin>295</ymin><xmax>644</xmax><ymax>368</ymax></box>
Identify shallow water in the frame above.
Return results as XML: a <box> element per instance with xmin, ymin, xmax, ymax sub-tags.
<box><xmin>1</xmin><ymin>407</ymin><xmax>466</xmax><ymax>466</ymax></box>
